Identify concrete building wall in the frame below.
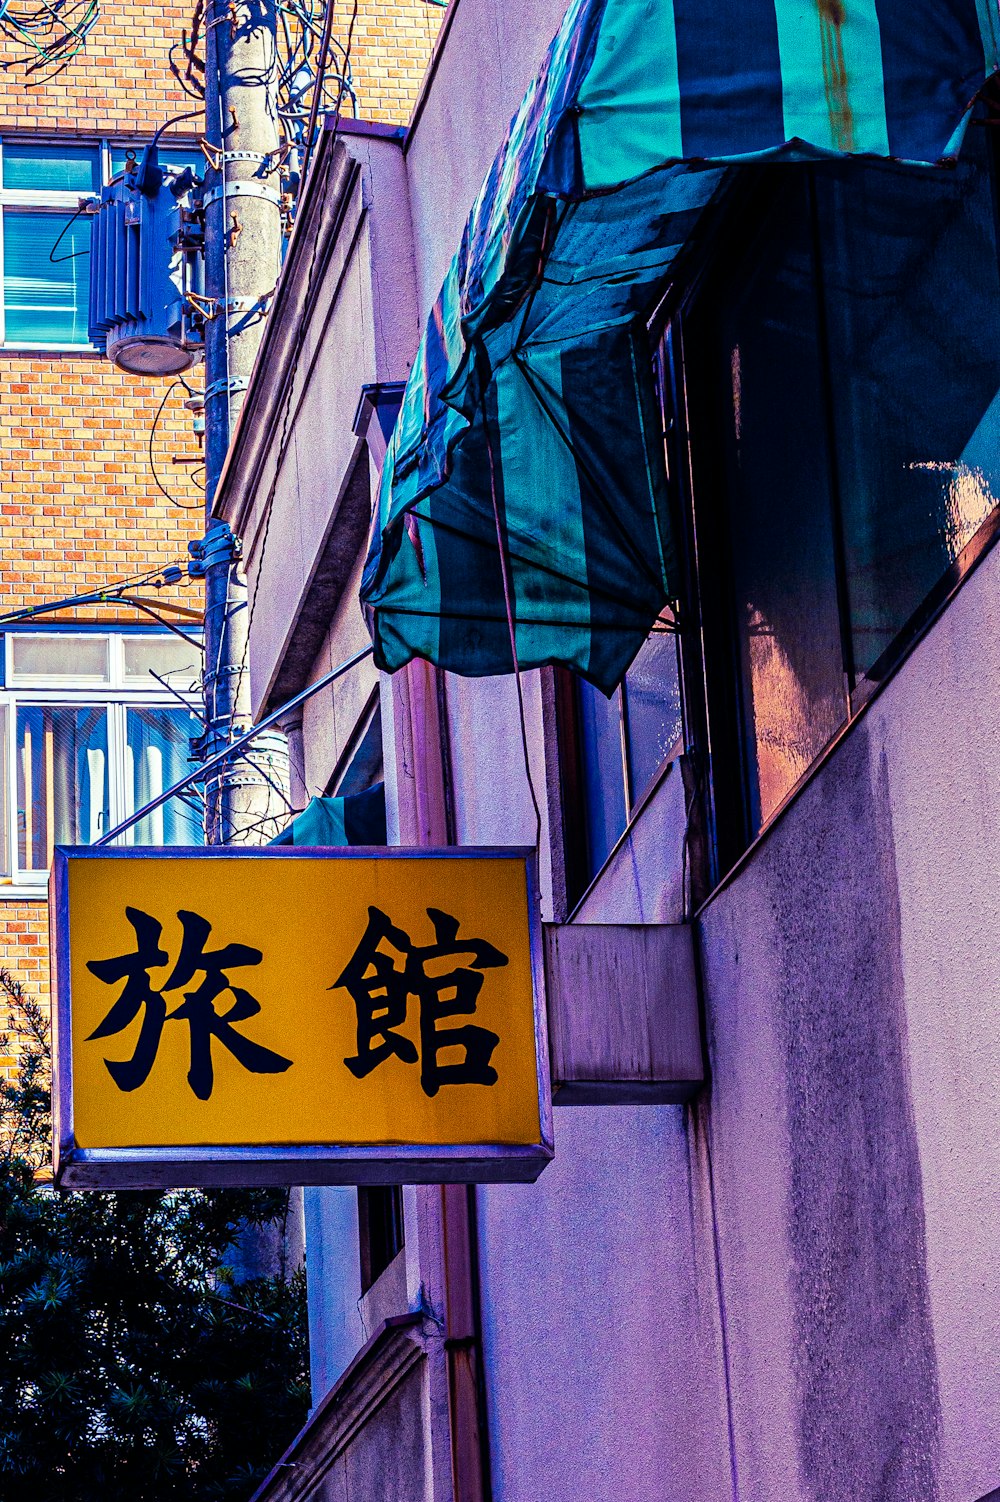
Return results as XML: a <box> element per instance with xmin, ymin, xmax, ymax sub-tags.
<box><xmin>446</xmin><ymin>523</ymin><xmax>1000</xmax><ymax>1502</ymax></box>
<box><xmin>476</xmin><ymin>1106</ymin><xmax>733</xmax><ymax>1502</ymax></box>
<box><xmin>221</xmin><ymin>1</ymin><xmax>1000</xmax><ymax>1498</ymax></box>
<box><xmin>394</xmin><ymin>6</ymin><xmax>1000</xmax><ymax>1495</ymax></box>
<box><xmin>455</xmin><ymin>481</ymin><xmax>1000</xmax><ymax>1502</ymax></box>
<box><xmin>697</xmin><ymin>534</ymin><xmax>1000</xmax><ymax>1502</ymax></box>
<box><xmin>227</xmin><ymin>129</ymin><xmax>419</xmax><ymax>717</ymax></box>
<box><xmin>403</xmin><ymin>0</ymin><xmax>571</xmax><ymax>317</ymax></box>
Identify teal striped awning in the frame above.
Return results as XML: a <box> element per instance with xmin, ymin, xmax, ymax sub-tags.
<box><xmin>270</xmin><ymin>783</ymin><xmax>387</xmax><ymax>847</ymax></box>
<box><xmin>361</xmin><ymin>0</ymin><xmax>1000</xmax><ymax>693</ymax></box>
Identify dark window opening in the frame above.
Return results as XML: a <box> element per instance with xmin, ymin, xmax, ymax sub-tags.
<box><xmin>559</xmin><ymin>624</ymin><xmax>684</xmax><ymax>901</ymax></box>
<box><xmin>357</xmin><ymin>1185</ymin><xmax>404</xmax><ymax>1295</ymax></box>
<box><xmin>328</xmin><ymin>693</ymin><xmax>383</xmax><ymax>798</ymax></box>
<box><xmin>676</xmin><ymin>127</ymin><xmax>1000</xmax><ymax>881</ymax></box>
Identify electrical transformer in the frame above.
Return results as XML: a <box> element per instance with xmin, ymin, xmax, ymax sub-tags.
<box><xmin>87</xmin><ymin>145</ymin><xmax>205</xmax><ymax>376</ymax></box>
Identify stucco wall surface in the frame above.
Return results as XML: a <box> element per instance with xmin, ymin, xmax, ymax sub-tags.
<box><xmin>444</xmin><ymin>392</ymin><xmax>1000</xmax><ymax>1502</ymax></box>
<box><xmin>477</xmin><ymin>1104</ymin><xmax>732</xmax><ymax>1502</ymax></box>
<box><xmin>698</xmin><ymin>537</ymin><xmax>1000</xmax><ymax>1502</ymax></box>
<box><xmin>403</xmin><ymin>0</ymin><xmax>573</xmax><ymax>321</ymax></box>
<box><xmin>237</xmin><ymin>133</ymin><xmax>418</xmax><ymax>715</ymax></box>
<box><xmin>471</xmin><ymin>544</ymin><xmax>1000</xmax><ymax>1502</ymax></box>
<box><xmin>303</xmin><ymin>1187</ymin><xmax>365</xmax><ymax>1405</ymax></box>
<box><xmin>250</xmin><ymin>0</ymin><xmax>1000</xmax><ymax>1494</ymax></box>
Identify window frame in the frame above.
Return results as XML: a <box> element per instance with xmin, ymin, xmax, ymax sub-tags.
<box><xmin>555</xmin><ymin>627</ymin><xmax>687</xmax><ymax>912</ymax></box>
<box><xmin>357</xmin><ymin>1184</ymin><xmax>405</xmax><ymax>1295</ymax></box>
<box><xmin>665</xmin><ymin>150</ymin><xmax>1000</xmax><ymax>898</ymax></box>
<box><xmin>327</xmin><ymin>687</ymin><xmax>383</xmax><ymax>799</ymax></box>
<box><xmin>0</xmin><ymin>134</ymin><xmax>201</xmax><ymax>353</ymax></box>
<box><xmin>554</xmin><ymin>309</ymin><xmax>696</xmax><ymax>910</ymax></box>
<box><xmin>0</xmin><ymin>628</ymin><xmax>203</xmax><ymax>891</ymax></box>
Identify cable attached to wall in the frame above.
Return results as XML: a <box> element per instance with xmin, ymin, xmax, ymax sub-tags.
<box><xmin>149</xmin><ymin>380</ymin><xmax>205</xmax><ymax>510</ymax></box>
<box><xmin>481</xmin><ymin>390</ymin><xmax>544</xmax><ymax>850</ymax></box>
<box><xmin>0</xmin><ymin>0</ymin><xmax>98</xmax><ymax>79</ymax></box>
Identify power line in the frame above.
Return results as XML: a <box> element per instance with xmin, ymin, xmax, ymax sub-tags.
<box><xmin>149</xmin><ymin>380</ymin><xmax>205</xmax><ymax>511</ymax></box>
<box><xmin>0</xmin><ymin>561</ymin><xmax>198</xmax><ymax>628</ymax></box>
<box><xmin>0</xmin><ymin>0</ymin><xmax>99</xmax><ymax>76</ymax></box>
<box><xmin>95</xmin><ymin>643</ymin><xmax>372</xmax><ymax>846</ymax></box>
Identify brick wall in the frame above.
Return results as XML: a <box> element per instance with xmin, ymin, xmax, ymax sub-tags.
<box><xmin>0</xmin><ymin>900</ymin><xmax>47</xmax><ymax>1079</ymax></box>
<box><xmin>0</xmin><ymin>0</ymin><xmax>441</xmax><ymax>1039</ymax></box>
<box><xmin>0</xmin><ymin>0</ymin><xmax>440</xmax><ymax>134</ymax></box>
<box><xmin>0</xmin><ymin>356</ymin><xmax>202</xmax><ymax>617</ymax></box>
<box><xmin>0</xmin><ymin>184</ymin><xmax>205</xmax><ymax>641</ymax></box>
<box><xmin>0</xmin><ymin>0</ymin><xmax>194</xmax><ymax>134</ymax></box>
<box><xmin>329</xmin><ymin>0</ymin><xmax>444</xmax><ymax>123</ymax></box>
<box><xmin>0</xmin><ymin>904</ymin><xmax>48</xmax><ymax>1006</ymax></box>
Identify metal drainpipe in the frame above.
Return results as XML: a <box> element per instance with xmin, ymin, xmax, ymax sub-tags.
<box><xmin>441</xmin><ymin>1183</ymin><xmax>493</xmax><ymax>1502</ymax></box>
<box><xmin>397</xmin><ymin>658</ymin><xmax>492</xmax><ymax>1501</ymax></box>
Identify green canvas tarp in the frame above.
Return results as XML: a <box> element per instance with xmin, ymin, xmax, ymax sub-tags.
<box><xmin>269</xmin><ymin>783</ymin><xmax>387</xmax><ymax>846</ymax></box>
<box><xmin>360</xmin><ymin>0</ymin><xmax>1000</xmax><ymax>692</ymax></box>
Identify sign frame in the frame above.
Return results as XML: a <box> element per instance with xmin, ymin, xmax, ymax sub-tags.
<box><xmin>50</xmin><ymin>844</ymin><xmax>554</xmax><ymax>1189</ymax></box>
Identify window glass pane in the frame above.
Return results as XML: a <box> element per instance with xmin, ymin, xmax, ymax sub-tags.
<box><xmin>577</xmin><ymin>681</ymin><xmax>627</xmax><ymax>879</ymax></box>
<box><xmin>702</xmin><ymin>174</ymin><xmax>848</xmax><ymax>833</ymax></box>
<box><xmin>4</xmin><ymin>209</ymin><xmax>91</xmax><ymax>344</ymax></box>
<box><xmin>623</xmin><ymin>630</ymin><xmax>682</xmax><ymax>806</ymax></box>
<box><xmin>3</xmin><ymin>142</ymin><xmax>99</xmax><ymax>192</ymax></box>
<box><xmin>815</xmin><ymin>137</ymin><xmax>1000</xmax><ymax>681</ymax></box>
<box><xmin>109</xmin><ymin>145</ymin><xmax>203</xmax><ymax>180</ymax></box>
<box><xmin>9</xmin><ymin>633</ymin><xmax>110</xmax><ymax>682</ymax></box>
<box><xmin>17</xmin><ymin>707</ymin><xmax>109</xmax><ymax>869</ymax></box>
<box><xmin>124</xmin><ymin>707</ymin><xmax>202</xmax><ymax>845</ymax></box>
<box><xmin>123</xmin><ymin>635</ymin><xmax>201</xmax><ymax>687</ymax></box>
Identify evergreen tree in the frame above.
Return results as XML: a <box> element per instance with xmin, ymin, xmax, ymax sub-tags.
<box><xmin>0</xmin><ymin>970</ymin><xmax>309</xmax><ymax>1501</ymax></box>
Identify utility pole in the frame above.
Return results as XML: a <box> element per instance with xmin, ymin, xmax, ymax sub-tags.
<box><xmin>199</xmin><ymin>0</ymin><xmax>286</xmax><ymax>843</ymax></box>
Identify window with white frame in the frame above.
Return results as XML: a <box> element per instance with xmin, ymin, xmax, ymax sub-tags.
<box><xmin>1</xmin><ymin>630</ymin><xmax>204</xmax><ymax>884</ymax></box>
<box><xmin>0</xmin><ymin>138</ymin><xmax>202</xmax><ymax>350</ymax></box>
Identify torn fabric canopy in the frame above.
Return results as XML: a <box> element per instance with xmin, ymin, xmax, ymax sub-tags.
<box><xmin>269</xmin><ymin>783</ymin><xmax>387</xmax><ymax>847</ymax></box>
<box><xmin>360</xmin><ymin>0</ymin><xmax>999</xmax><ymax>694</ymax></box>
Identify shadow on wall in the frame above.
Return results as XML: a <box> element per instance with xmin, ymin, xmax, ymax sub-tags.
<box><xmin>773</xmin><ymin>730</ymin><xmax>941</xmax><ymax>1500</ymax></box>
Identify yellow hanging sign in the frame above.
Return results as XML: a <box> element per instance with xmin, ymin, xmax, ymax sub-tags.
<box><xmin>50</xmin><ymin>847</ymin><xmax>552</xmax><ymax>1188</ymax></box>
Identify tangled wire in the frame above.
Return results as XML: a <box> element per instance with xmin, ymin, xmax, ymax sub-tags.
<box><xmin>275</xmin><ymin>0</ymin><xmax>356</xmax><ymax>149</ymax></box>
<box><xmin>170</xmin><ymin>0</ymin><xmax>355</xmax><ymax>169</ymax></box>
<box><xmin>0</xmin><ymin>0</ymin><xmax>100</xmax><ymax>78</ymax></box>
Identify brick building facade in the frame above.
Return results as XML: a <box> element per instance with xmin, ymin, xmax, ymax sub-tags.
<box><xmin>0</xmin><ymin>0</ymin><xmax>439</xmax><ymax>1035</ymax></box>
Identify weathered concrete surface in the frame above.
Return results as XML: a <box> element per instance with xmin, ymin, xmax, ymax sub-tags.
<box><xmin>225</xmin><ymin>0</ymin><xmax>1000</xmax><ymax>1490</ymax></box>
<box><xmin>573</xmin><ymin>756</ymin><xmax>689</xmax><ymax>924</ymax></box>
<box><xmin>251</xmin><ymin>1323</ymin><xmax>452</xmax><ymax>1502</ymax></box>
<box><xmin>698</xmin><ymin>538</ymin><xmax>1000</xmax><ymax>1501</ymax></box>
<box><xmin>701</xmin><ymin>732</ymin><xmax>941</xmax><ymax>1501</ymax></box>
<box><xmin>477</xmin><ymin>1106</ymin><xmax>733</xmax><ymax>1502</ymax></box>
<box><xmin>297</xmin><ymin>548</ymin><xmax>378</xmax><ymax>799</ymax></box>
<box><xmin>404</xmin><ymin>0</ymin><xmax>573</xmax><ymax>319</ymax></box>
<box><xmin>303</xmin><ymin>1187</ymin><xmax>365</xmax><ymax>1407</ymax></box>
<box><xmin>463</xmin><ymin>492</ymin><xmax>1000</xmax><ymax>1502</ymax></box>
<box><xmin>217</xmin><ymin>128</ymin><xmax>419</xmax><ymax>718</ymax></box>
